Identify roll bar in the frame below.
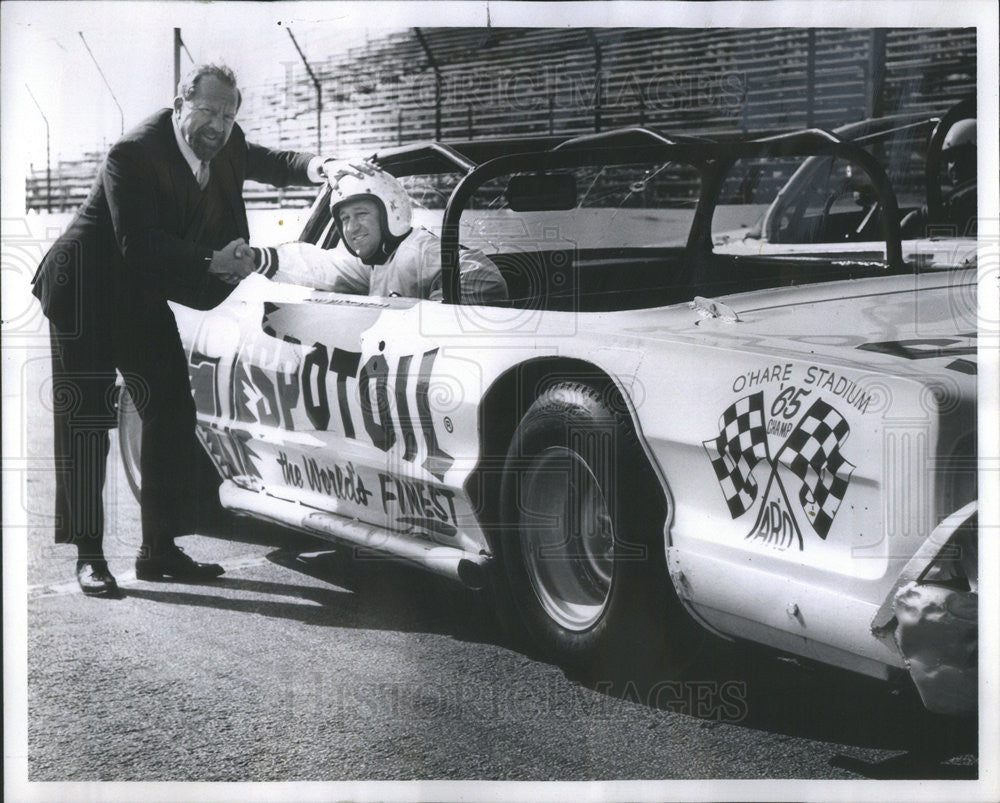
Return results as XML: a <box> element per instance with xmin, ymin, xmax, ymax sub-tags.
<box><xmin>440</xmin><ymin>128</ymin><xmax>905</xmax><ymax>304</ymax></box>
<box><xmin>553</xmin><ymin>127</ymin><xmax>711</xmax><ymax>150</ymax></box>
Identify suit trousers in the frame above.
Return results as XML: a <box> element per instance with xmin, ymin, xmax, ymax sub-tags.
<box><xmin>49</xmin><ymin>318</ymin><xmax>116</xmax><ymax>558</ymax></box>
<box><xmin>49</xmin><ymin>299</ymin><xmax>200</xmax><ymax>557</ymax></box>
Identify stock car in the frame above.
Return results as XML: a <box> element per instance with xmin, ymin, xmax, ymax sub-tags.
<box><xmin>119</xmin><ymin>101</ymin><xmax>979</xmax><ymax>714</ymax></box>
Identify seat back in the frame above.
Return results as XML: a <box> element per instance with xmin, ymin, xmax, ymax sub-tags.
<box><xmin>490</xmin><ymin>248</ymin><xmax>694</xmax><ymax>311</ymax></box>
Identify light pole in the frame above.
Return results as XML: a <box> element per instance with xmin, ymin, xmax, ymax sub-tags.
<box><xmin>414</xmin><ymin>28</ymin><xmax>442</xmax><ymax>141</ymax></box>
<box><xmin>79</xmin><ymin>31</ymin><xmax>124</xmax><ymax>136</ymax></box>
<box><xmin>174</xmin><ymin>28</ymin><xmax>182</xmax><ymax>94</ymax></box>
<box><xmin>173</xmin><ymin>28</ymin><xmax>195</xmax><ymax>95</ymax></box>
<box><xmin>25</xmin><ymin>84</ymin><xmax>51</xmax><ymax>212</ymax></box>
<box><xmin>586</xmin><ymin>29</ymin><xmax>603</xmax><ymax>133</ymax></box>
<box><xmin>287</xmin><ymin>28</ymin><xmax>323</xmax><ymax>154</ymax></box>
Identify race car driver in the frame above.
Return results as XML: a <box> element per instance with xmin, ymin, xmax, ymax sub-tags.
<box><xmin>244</xmin><ymin>161</ymin><xmax>508</xmax><ymax>304</ymax></box>
<box><xmin>900</xmin><ymin>117</ymin><xmax>977</xmax><ymax>237</ymax></box>
<box><xmin>937</xmin><ymin>117</ymin><xmax>976</xmax><ymax>233</ymax></box>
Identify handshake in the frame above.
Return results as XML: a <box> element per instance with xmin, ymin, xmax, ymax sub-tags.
<box><xmin>207</xmin><ymin>238</ymin><xmax>260</xmax><ymax>285</ymax></box>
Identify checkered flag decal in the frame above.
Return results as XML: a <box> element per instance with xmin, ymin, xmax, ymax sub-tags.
<box><xmin>703</xmin><ymin>392</ymin><xmax>769</xmax><ymax>517</ymax></box>
<box><xmin>778</xmin><ymin>398</ymin><xmax>855</xmax><ymax>539</ymax></box>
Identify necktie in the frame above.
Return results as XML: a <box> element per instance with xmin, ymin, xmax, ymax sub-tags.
<box><xmin>196</xmin><ymin>161</ymin><xmax>210</xmax><ymax>190</ymax></box>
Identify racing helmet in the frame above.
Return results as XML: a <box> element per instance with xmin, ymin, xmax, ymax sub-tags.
<box><xmin>325</xmin><ymin>160</ymin><xmax>412</xmax><ymax>240</ymax></box>
<box><xmin>942</xmin><ymin>118</ymin><xmax>976</xmax><ymax>155</ymax></box>
<box><xmin>941</xmin><ymin>118</ymin><xmax>976</xmax><ymax>185</ymax></box>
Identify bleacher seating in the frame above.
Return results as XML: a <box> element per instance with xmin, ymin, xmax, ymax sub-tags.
<box><xmin>26</xmin><ymin>27</ymin><xmax>976</xmax><ymax>211</ymax></box>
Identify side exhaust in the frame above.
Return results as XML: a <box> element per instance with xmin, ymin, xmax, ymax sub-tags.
<box><xmin>218</xmin><ymin>481</ymin><xmax>489</xmax><ymax>590</ymax></box>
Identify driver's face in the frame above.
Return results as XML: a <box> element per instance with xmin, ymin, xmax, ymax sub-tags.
<box><xmin>338</xmin><ymin>199</ymin><xmax>383</xmax><ymax>261</ymax></box>
<box><xmin>946</xmin><ymin>153</ymin><xmax>974</xmax><ymax>186</ymax></box>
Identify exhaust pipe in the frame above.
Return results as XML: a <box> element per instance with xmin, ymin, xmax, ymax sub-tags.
<box><xmin>219</xmin><ymin>481</ymin><xmax>489</xmax><ymax>590</ymax></box>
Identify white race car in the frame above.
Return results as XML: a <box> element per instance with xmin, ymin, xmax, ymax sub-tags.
<box><xmin>120</xmin><ymin>102</ymin><xmax>979</xmax><ymax>714</ymax></box>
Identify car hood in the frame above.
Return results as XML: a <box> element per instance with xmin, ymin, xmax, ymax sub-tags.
<box><xmin>617</xmin><ymin>270</ymin><xmax>978</xmax><ymax>390</ymax></box>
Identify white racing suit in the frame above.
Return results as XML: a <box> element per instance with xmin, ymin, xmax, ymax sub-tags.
<box><xmin>259</xmin><ymin>227</ymin><xmax>508</xmax><ymax>304</ymax></box>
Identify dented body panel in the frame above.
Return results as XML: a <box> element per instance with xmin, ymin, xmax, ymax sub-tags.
<box><xmin>871</xmin><ymin>501</ymin><xmax>978</xmax><ymax>713</ymax></box>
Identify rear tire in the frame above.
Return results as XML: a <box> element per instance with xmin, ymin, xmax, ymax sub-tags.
<box><xmin>498</xmin><ymin>382</ymin><xmax>692</xmax><ymax>678</ymax></box>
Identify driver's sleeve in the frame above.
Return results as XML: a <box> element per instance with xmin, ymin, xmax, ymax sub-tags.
<box><xmin>463</xmin><ymin>248</ymin><xmax>508</xmax><ymax>304</ymax></box>
<box><xmin>438</xmin><ymin>248</ymin><xmax>508</xmax><ymax>304</ymax></box>
<box><xmin>252</xmin><ymin>242</ymin><xmax>370</xmax><ymax>294</ymax></box>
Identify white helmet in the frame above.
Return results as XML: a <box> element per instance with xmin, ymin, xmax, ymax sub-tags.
<box><xmin>325</xmin><ymin>160</ymin><xmax>412</xmax><ymax>239</ymax></box>
<box><xmin>942</xmin><ymin>118</ymin><xmax>976</xmax><ymax>154</ymax></box>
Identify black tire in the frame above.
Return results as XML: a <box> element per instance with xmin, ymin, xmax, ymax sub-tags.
<box><xmin>116</xmin><ymin>383</ymin><xmax>227</xmax><ymax>532</ymax></box>
<box><xmin>498</xmin><ymin>381</ymin><xmax>692</xmax><ymax>678</ymax></box>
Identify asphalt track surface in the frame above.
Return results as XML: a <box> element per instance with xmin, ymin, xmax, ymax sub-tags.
<box><xmin>7</xmin><ymin>215</ymin><xmax>978</xmax><ymax>787</ymax></box>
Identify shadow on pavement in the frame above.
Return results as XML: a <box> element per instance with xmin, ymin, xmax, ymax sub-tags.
<box><xmin>131</xmin><ymin>531</ymin><xmax>979</xmax><ymax>780</ymax></box>
<box><xmin>570</xmin><ymin>634</ymin><xmax>977</xmax><ymax>779</ymax></box>
<box><xmin>186</xmin><ymin>516</ymin><xmax>329</xmax><ymax>552</ymax></box>
<box><xmin>123</xmin><ymin>546</ymin><xmax>502</xmax><ymax>647</ymax></box>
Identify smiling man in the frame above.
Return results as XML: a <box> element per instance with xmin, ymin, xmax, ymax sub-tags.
<box><xmin>32</xmin><ymin>63</ymin><xmax>330</xmax><ymax>595</ymax></box>
<box><xmin>176</xmin><ymin>72</ymin><xmax>238</xmax><ymax>163</ymax></box>
<box><xmin>246</xmin><ymin>161</ymin><xmax>508</xmax><ymax>304</ymax></box>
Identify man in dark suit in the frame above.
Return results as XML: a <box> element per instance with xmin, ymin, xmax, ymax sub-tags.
<box><xmin>32</xmin><ymin>63</ymin><xmax>328</xmax><ymax>595</ymax></box>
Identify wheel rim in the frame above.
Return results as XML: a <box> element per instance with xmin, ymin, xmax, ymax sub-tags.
<box><xmin>519</xmin><ymin>446</ymin><xmax>614</xmax><ymax>631</ymax></box>
<box><xmin>117</xmin><ymin>385</ymin><xmax>143</xmax><ymax>500</ymax></box>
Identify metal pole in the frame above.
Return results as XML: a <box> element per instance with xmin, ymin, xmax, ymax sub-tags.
<box><xmin>79</xmin><ymin>32</ymin><xmax>124</xmax><ymax>135</ymax></box>
<box><xmin>25</xmin><ymin>84</ymin><xmax>51</xmax><ymax>212</ymax></box>
<box><xmin>806</xmin><ymin>30</ymin><xmax>816</xmax><ymax>127</ymax></box>
<box><xmin>586</xmin><ymin>29</ymin><xmax>603</xmax><ymax>133</ymax></box>
<box><xmin>866</xmin><ymin>29</ymin><xmax>887</xmax><ymax>118</ymax></box>
<box><xmin>414</xmin><ymin>28</ymin><xmax>442</xmax><ymax>140</ymax></box>
<box><xmin>174</xmin><ymin>28</ymin><xmax>181</xmax><ymax>95</ymax></box>
<box><xmin>173</xmin><ymin>29</ymin><xmax>194</xmax><ymax>96</ymax></box>
<box><xmin>287</xmin><ymin>28</ymin><xmax>323</xmax><ymax>154</ymax></box>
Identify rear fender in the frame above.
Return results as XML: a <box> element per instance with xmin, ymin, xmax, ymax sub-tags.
<box><xmin>871</xmin><ymin>501</ymin><xmax>977</xmax><ymax>714</ymax></box>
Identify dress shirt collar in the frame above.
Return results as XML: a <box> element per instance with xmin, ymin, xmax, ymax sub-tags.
<box><xmin>171</xmin><ymin>111</ymin><xmax>205</xmax><ymax>177</ymax></box>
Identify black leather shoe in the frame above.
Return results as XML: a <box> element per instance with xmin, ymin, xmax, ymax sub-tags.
<box><xmin>76</xmin><ymin>560</ymin><xmax>121</xmax><ymax>597</ymax></box>
<box><xmin>135</xmin><ymin>545</ymin><xmax>224</xmax><ymax>581</ymax></box>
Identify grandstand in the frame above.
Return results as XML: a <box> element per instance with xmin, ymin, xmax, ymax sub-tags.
<box><xmin>25</xmin><ymin>26</ymin><xmax>976</xmax><ymax>211</ymax></box>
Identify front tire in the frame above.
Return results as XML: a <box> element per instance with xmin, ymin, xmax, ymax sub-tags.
<box><xmin>117</xmin><ymin>382</ymin><xmax>144</xmax><ymax>502</ymax></box>
<box><xmin>498</xmin><ymin>382</ymin><xmax>689</xmax><ymax>676</ymax></box>
<box><xmin>117</xmin><ymin>383</ymin><xmax>226</xmax><ymax>531</ymax></box>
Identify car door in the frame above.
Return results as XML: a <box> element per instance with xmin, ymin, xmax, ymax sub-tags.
<box><xmin>186</xmin><ymin>285</ymin><xmax>484</xmax><ymax>553</ymax></box>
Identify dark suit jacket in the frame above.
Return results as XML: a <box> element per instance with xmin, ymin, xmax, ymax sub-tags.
<box><xmin>33</xmin><ymin>108</ymin><xmax>315</xmax><ymax>332</ymax></box>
